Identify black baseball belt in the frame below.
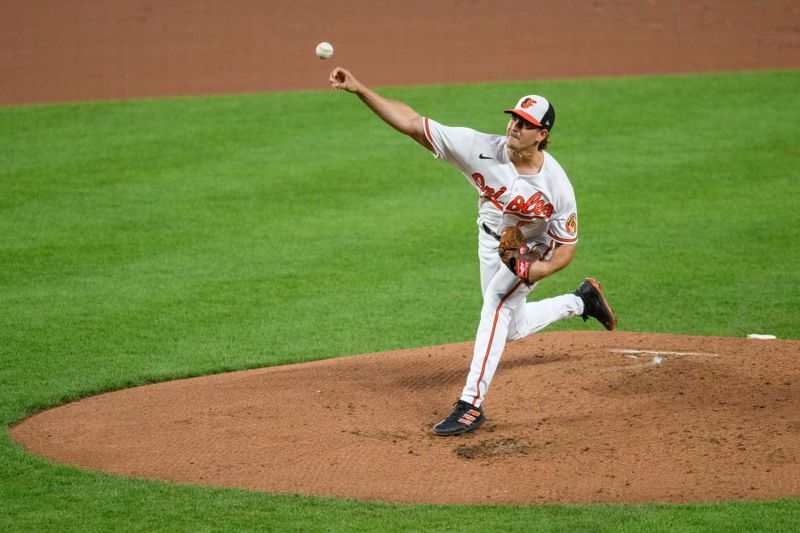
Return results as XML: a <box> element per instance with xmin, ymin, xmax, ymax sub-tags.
<box><xmin>481</xmin><ymin>223</ymin><xmax>500</xmax><ymax>240</ymax></box>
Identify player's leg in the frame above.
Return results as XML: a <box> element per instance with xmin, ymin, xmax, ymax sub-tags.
<box><xmin>506</xmin><ymin>290</ymin><xmax>584</xmax><ymax>341</ymax></box>
<box><xmin>433</xmin><ymin>266</ymin><xmax>527</xmax><ymax>435</ymax></box>
<box><xmin>432</xmin><ymin>228</ymin><xmax>511</xmax><ymax>436</ymax></box>
<box><xmin>460</xmin><ymin>266</ymin><xmax>532</xmax><ymax>407</ymax></box>
<box><xmin>506</xmin><ymin>277</ymin><xmax>616</xmax><ymax>340</ymax></box>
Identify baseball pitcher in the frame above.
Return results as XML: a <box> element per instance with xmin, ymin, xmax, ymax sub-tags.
<box><xmin>330</xmin><ymin>67</ymin><xmax>616</xmax><ymax>436</ymax></box>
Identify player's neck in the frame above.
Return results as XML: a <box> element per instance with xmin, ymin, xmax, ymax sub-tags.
<box><xmin>508</xmin><ymin>147</ymin><xmax>544</xmax><ymax>175</ymax></box>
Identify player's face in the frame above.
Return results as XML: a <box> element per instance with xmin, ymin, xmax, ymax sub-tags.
<box><xmin>506</xmin><ymin>115</ymin><xmax>548</xmax><ymax>151</ymax></box>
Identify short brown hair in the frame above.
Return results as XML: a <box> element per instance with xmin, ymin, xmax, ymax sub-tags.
<box><xmin>539</xmin><ymin>129</ymin><xmax>550</xmax><ymax>151</ymax></box>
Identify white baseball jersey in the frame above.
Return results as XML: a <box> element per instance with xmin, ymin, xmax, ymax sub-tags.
<box><xmin>423</xmin><ymin>116</ymin><xmax>585</xmax><ymax>407</ymax></box>
<box><xmin>423</xmin><ymin>117</ymin><xmax>579</xmax><ymax>258</ymax></box>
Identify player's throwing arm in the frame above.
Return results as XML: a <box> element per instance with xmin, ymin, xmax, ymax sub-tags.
<box><xmin>329</xmin><ymin>68</ymin><xmax>431</xmax><ymax>150</ymax></box>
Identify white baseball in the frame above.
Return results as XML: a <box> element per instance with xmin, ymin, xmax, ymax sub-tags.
<box><xmin>315</xmin><ymin>42</ymin><xmax>334</xmax><ymax>60</ymax></box>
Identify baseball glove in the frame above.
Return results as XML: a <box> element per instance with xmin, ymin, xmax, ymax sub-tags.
<box><xmin>498</xmin><ymin>226</ymin><xmax>541</xmax><ymax>282</ymax></box>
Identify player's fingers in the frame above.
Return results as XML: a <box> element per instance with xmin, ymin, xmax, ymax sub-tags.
<box><xmin>329</xmin><ymin>68</ymin><xmax>348</xmax><ymax>89</ymax></box>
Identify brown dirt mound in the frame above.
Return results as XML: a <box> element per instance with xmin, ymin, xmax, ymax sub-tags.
<box><xmin>12</xmin><ymin>331</ymin><xmax>800</xmax><ymax>505</ymax></box>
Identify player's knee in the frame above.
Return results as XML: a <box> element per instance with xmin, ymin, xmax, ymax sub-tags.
<box><xmin>506</xmin><ymin>330</ymin><xmax>523</xmax><ymax>342</ymax></box>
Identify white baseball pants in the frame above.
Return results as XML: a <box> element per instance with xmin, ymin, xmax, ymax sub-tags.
<box><xmin>460</xmin><ymin>227</ymin><xmax>584</xmax><ymax>407</ymax></box>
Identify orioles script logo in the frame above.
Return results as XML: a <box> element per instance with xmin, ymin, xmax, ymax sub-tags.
<box><xmin>471</xmin><ymin>173</ymin><xmax>506</xmax><ymax>206</ymax></box>
<box><xmin>506</xmin><ymin>191</ymin><xmax>554</xmax><ymax>218</ymax></box>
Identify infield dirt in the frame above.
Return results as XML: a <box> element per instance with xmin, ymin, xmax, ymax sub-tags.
<box><xmin>13</xmin><ymin>331</ymin><xmax>800</xmax><ymax>504</ymax></box>
<box><xmin>1</xmin><ymin>0</ymin><xmax>798</xmax><ymax>105</ymax></box>
<box><xmin>7</xmin><ymin>0</ymin><xmax>800</xmax><ymax>506</ymax></box>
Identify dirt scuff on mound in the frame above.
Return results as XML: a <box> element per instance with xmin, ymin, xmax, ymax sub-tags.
<box><xmin>12</xmin><ymin>331</ymin><xmax>800</xmax><ymax>505</ymax></box>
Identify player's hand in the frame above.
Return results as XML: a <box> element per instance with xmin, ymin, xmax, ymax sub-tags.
<box><xmin>499</xmin><ymin>226</ymin><xmax>543</xmax><ymax>283</ymax></box>
<box><xmin>329</xmin><ymin>67</ymin><xmax>361</xmax><ymax>93</ymax></box>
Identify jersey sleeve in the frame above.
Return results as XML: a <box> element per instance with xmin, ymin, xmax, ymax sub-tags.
<box><xmin>422</xmin><ymin>117</ymin><xmax>476</xmax><ymax>169</ymax></box>
<box><xmin>546</xmin><ymin>189</ymin><xmax>579</xmax><ymax>244</ymax></box>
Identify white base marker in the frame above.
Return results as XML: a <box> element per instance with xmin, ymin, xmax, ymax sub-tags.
<box><xmin>747</xmin><ymin>334</ymin><xmax>777</xmax><ymax>340</ymax></box>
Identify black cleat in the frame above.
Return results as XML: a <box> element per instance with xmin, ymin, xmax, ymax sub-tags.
<box><xmin>432</xmin><ymin>400</ymin><xmax>486</xmax><ymax>436</ymax></box>
<box><xmin>574</xmin><ymin>277</ymin><xmax>617</xmax><ymax>331</ymax></box>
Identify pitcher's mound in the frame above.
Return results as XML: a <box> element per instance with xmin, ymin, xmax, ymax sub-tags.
<box><xmin>12</xmin><ymin>331</ymin><xmax>800</xmax><ymax>504</ymax></box>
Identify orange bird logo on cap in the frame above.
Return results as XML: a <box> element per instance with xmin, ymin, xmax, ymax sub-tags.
<box><xmin>521</xmin><ymin>97</ymin><xmax>537</xmax><ymax>109</ymax></box>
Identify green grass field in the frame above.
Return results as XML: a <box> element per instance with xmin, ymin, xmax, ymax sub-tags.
<box><xmin>1</xmin><ymin>70</ymin><xmax>799</xmax><ymax>531</ymax></box>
